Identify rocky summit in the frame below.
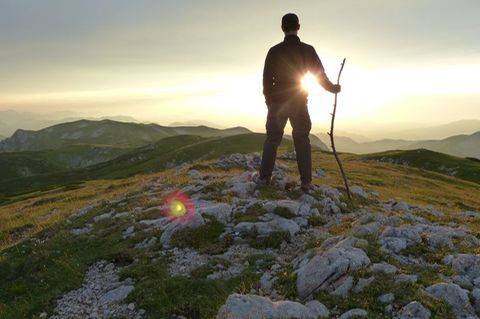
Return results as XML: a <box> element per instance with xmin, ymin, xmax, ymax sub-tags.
<box><xmin>1</xmin><ymin>152</ymin><xmax>480</xmax><ymax>319</ymax></box>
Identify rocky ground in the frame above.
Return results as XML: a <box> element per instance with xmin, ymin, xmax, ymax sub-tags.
<box><xmin>38</xmin><ymin>153</ymin><xmax>480</xmax><ymax>318</ymax></box>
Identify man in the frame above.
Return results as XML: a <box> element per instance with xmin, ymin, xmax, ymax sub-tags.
<box><xmin>257</xmin><ymin>13</ymin><xmax>341</xmax><ymax>191</ymax></box>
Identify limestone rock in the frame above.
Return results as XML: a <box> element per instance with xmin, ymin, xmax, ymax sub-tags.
<box><xmin>369</xmin><ymin>262</ymin><xmax>398</xmax><ymax>274</ymax></box>
<box><xmin>394</xmin><ymin>301</ymin><xmax>431</xmax><ymax>319</ymax></box>
<box><xmin>452</xmin><ymin>254</ymin><xmax>480</xmax><ymax>284</ymax></box>
<box><xmin>296</xmin><ymin>242</ymin><xmax>370</xmax><ymax>300</ymax></box>
<box><xmin>350</xmin><ymin>186</ymin><xmax>369</xmax><ymax>199</ymax></box>
<box><xmin>425</xmin><ymin>283</ymin><xmax>476</xmax><ymax>318</ymax></box>
<box><xmin>234</xmin><ymin>216</ymin><xmax>300</xmax><ymax>237</ymax></box>
<box><xmin>378</xmin><ymin>293</ymin><xmax>395</xmax><ymax>304</ymax></box>
<box><xmin>216</xmin><ymin>294</ymin><xmax>320</xmax><ymax>319</ymax></box>
<box><xmin>305</xmin><ymin>300</ymin><xmax>330</xmax><ymax>318</ymax></box>
<box><xmin>197</xmin><ymin>202</ymin><xmax>233</xmax><ymax>224</ymax></box>
<box><xmin>160</xmin><ymin>213</ymin><xmax>205</xmax><ymax>247</ymax></box>
<box><xmin>338</xmin><ymin>308</ymin><xmax>368</xmax><ymax>319</ymax></box>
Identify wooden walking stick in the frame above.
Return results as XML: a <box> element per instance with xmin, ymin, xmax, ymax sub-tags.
<box><xmin>328</xmin><ymin>58</ymin><xmax>352</xmax><ymax>200</ymax></box>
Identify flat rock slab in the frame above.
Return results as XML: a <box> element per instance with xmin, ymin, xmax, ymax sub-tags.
<box><xmin>216</xmin><ymin>294</ymin><xmax>327</xmax><ymax>319</ymax></box>
<box><xmin>296</xmin><ymin>242</ymin><xmax>370</xmax><ymax>300</ymax></box>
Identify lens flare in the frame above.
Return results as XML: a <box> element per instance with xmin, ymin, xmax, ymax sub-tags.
<box><xmin>162</xmin><ymin>191</ymin><xmax>195</xmax><ymax>224</ymax></box>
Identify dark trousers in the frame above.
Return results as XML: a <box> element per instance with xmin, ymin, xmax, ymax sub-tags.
<box><xmin>259</xmin><ymin>101</ymin><xmax>312</xmax><ymax>185</ymax></box>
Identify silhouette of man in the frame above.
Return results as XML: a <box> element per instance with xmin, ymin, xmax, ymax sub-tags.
<box><xmin>257</xmin><ymin>13</ymin><xmax>341</xmax><ymax>191</ymax></box>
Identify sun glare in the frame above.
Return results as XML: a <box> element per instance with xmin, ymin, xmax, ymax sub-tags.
<box><xmin>301</xmin><ymin>72</ymin><xmax>318</xmax><ymax>93</ymax></box>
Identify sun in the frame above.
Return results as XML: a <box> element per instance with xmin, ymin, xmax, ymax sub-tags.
<box><xmin>301</xmin><ymin>72</ymin><xmax>318</xmax><ymax>93</ymax></box>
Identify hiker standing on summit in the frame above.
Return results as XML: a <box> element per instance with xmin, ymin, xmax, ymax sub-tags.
<box><xmin>257</xmin><ymin>13</ymin><xmax>341</xmax><ymax>191</ymax></box>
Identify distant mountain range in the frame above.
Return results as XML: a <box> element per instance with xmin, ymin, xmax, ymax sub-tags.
<box><xmin>0</xmin><ymin>110</ymin><xmax>139</xmax><ymax>136</ymax></box>
<box><xmin>317</xmin><ymin>131</ymin><xmax>480</xmax><ymax>159</ymax></box>
<box><xmin>0</xmin><ymin>119</ymin><xmax>251</xmax><ymax>152</ymax></box>
<box><xmin>0</xmin><ymin>133</ymin><xmax>296</xmax><ymax>199</ymax></box>
<box><xmin>388</xmin><ymin>120</ymin><xmax>480</xmax><ymax>140</ymax></box>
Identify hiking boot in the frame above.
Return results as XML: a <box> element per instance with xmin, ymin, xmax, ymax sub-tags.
<box><xmin>251</xmin><ymin>172</ymin><xmax>270</xmax><ymax>188</ymax></box>
<box><xmin>300</xmin><ymin>183</ymin><xmax>314</xmax><ymax>193</ymax></box>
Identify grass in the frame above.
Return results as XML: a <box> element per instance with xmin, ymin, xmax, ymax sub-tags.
<box><xmin>272</xmin><ymin>206</ymin><xmax>296</xmax><ymax>219</ymax></box>
<box><xmin>234</xmin><ymin>203</ymin><xmax>268</xmax><ymax>223</ymax></box>
<box><xmin>315</xmin><ymin>272</ymin><xmax>455</xmax><ymax>318</ymax></box>
<box><xmin>363</xmin><ymin>149</ymin><xmax>480</xmax><ymax>185</ymax></box>
<box><xmin>249</xmin><ymin>231</ymin><xmax>291</xmax><ymax>250</ymax></box>
<box><xmin>122</xmin><ymin>257</ymin><xmax>259</xmax><ymax>319</ymax></box>
<box><xmin>1</xmin><ymin>144</ymin><xmax>480</xmax><ymax>318</ymax></box>
<box><xmin>170</xmin><ymin>218</ymin><xmax>232</xmax><ymax>254</ymax></box>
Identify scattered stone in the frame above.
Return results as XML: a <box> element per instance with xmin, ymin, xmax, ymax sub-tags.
<box><xmin>472</xmin><ymin>288</ymin><xmax>480</xmax><ymax>313</ymax></box>
<box><xmin>279</xmin><ymin>151</ymin><xmax>296</xmax><ymax>160</ymax></box>
<box><xmin>313</xmin><ymin>168</ymin><xmax>326</xmax><ymax>178</ymax></box>
<box><xmin>122</xmin><ymin>226</ymin><xmax>135</xmax><ymax>239</ymax></box>
<box><xmin>393</xmin><ymin>201</ymin><xmax>411</xmax><ymax>211</ymax></box>
<box><xmin>353</xmin><ymin>276</ymin><xmax>375</xmax><ymax>293</ymax></box>
<box><xmin>338</xmin><ymin>308</ymin><xmax>368</xmax><ymax>319</ymax></box>
<box><xmin>114</xmin><ymin>212</ymin><xmax>131</xmax><ymax>219</ymax></box>
<box><xmin>99</xmin><ymin>285</ymin><xmax>134</xmax><ymax>304</ymax></box>
<box><xmin>70</xmin><ymin>224</ymin><xmax>93</xmax><ymax>236</ymax></box>
<box><xmin>196</xmin><ymin>201</ymin><xmax>233</xmax><ymax>224</ymax></box>
<box><xmin>451</xmin><ymin>254</ymin><xmax>480</xmax><ymax>284</ymax></box>
<box><xmin>425</xmin><ymin>283</ymin><xmax>476</xmax><ymax>318</ymax></box>
<box><xmin>331</xmin><ymin>275</ymin><xmax>354</xmax><ymax>296</ymax></box>
<box><xmin>50</xmin><ymin>261</ymin><xmax>143</xmax><ymax>319</ymax></box>
<box><xmin>94</xmin><ymin>211</ymin><xmax>113</xmax><ymax>222</ymax></box>
<box><xmin>234</xmin><ymin>216</ymin><xmax>300</xmax><ymax>237</ymax></box>
<box><xmin>305</xmin><ymin>300</ymin><xmax>330</xmax><ymax>318</ymax></box>
<box><xmin>378</xmin><ymin>293</ymin><xmax>394</xmax><ymax>304</ymax></box>
<box><xmin>369</xmin><ymin>262</ymin><xmax>398</xmax><ymax>274</ymax></box>
<box><xmin>350</xmin><ymin>186</ymin><xmax>369</xmax><ymax>199</ymax></box>
<box><xmin>188</xmin><ymin>169</ymin><xmax>204</xmax><ymax>179</ymax></box>
<box><xmin>394</xmin><ymin>301</ymin><xmax>431</xmax><ymax>319</ymax></box>
<box><xmin>379</xmin><ymin>225</ymin><xmax>421</xmax><ymax>253</ymax></box>
<box><xmin>352</xmin><ymin>222</ymin><xmax>381</xmax><ymax>237</ymax></box>
<box><xmin>160</xmin><ymin>213</ymin><xmax>205</xmax><ymax>247</ymax></box>
<box><xmin>216</xmin><ymin>294</ymin><xmax>320</xmax><ymax>319</ymax></box>
<box><xmin>260</xmin><ymin>273</ymin><xmax>274</xmax><ymax>293</ymax></box>
<box><xmin>321</xmin><ymin>197</ymin><xmax>341</xmax><ymax>215</ymax></box>
<box><xmin>164</xmin><ymin>248</ymin><xmax>209</xmax><ymax>277</ymax></box>
<box><xmin>296</xmin><ymin>242</ymin><xmax>370</xmax><ymax>300</ymax></box>
<box><xmin>134</xmin><ymin>237</ymin><xmax>157</xmax><ymax>249</ymax></box>
<box><xmin>216</xmin><ymin>153</ymin><xmax>261</xmax><ymax>169</ymax></box>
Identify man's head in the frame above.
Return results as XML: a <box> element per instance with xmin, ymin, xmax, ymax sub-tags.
<box><xmin>281</xmin><ymin>13</ymin><xmax>300</xmax><ymax>34</ymax></box>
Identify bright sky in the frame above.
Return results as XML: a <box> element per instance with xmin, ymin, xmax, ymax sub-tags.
<box><xmin>1</xmin><ymin>0</ymin><xmax>479</xmax><ymax>134</ymax></box>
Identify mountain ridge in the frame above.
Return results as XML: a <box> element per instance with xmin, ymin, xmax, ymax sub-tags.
<box><xmin>317</xmin><ymin>130</ymin><xmax>480</xmax><ymax>159</ymax></box>
<box><xmin>0</xmin><ymin>119</ymin><xmax>252</xmax><ymax>152</ymax></box>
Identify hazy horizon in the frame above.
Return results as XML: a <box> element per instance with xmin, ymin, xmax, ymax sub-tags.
<box><xmin>1</xmin><ymin>1</ymin><xmax>479</xmax><ymax>134</ymax></box>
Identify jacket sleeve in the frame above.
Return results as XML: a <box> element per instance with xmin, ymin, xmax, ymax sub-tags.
<box><xmin>308</xmin><ymin>46</ymin><xmax>336</xmax><ymax>93</ymax></box>
<box><xmin>263</xmin><ymin>48</ymin><xmax>274</xmax><ymax>104</ymax></box>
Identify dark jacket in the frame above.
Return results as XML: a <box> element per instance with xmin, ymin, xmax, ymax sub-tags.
<box><xmin>263</xmin><ymin>34</ymin><xmax>336</xmax><ymax>105</ymax></box>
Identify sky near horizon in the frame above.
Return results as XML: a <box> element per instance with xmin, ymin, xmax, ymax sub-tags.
<box><xmin>1</xmin><ymin>0</ymin><xmax>479</xmax><ymax>133</ymax></box>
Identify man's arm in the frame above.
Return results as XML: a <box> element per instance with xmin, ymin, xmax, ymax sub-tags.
<box><xmin>263</xmin><ymin>48</ymin><xmax>274</xmax><ymax>105</ymax></box>
<box><xmin>308</xmin><ymin>46</ymin><xmax>341</xmax><ymax>94</ymax></box>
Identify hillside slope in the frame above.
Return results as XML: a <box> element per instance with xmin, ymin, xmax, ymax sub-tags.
<box><xmin>0</xmin><ymin>145</ymin><xmax>130</xmax><ymax>181</ymax></box>
<box><xmin>317</xmin><ymin>131</ymin><xmax>480</xmax><ymax>159</ymax></box>
<box><xmin>1</xmin><ymin>148</ymin><xmax>479</xmax><ymax>318</ymax></box>
<box><xmin>363</xmin><ymin>149</ymin><xmax>480</xmax><ymax>185</ymax></box>
<box><xmin>0</xmin><ymin>133</ymin><xmax>293</xmax><ymax>202</ymax></box>
<box><xmin>0</xmin><ymin>119</ymin><xmax>251</xmax><ymax>152</ymax></box>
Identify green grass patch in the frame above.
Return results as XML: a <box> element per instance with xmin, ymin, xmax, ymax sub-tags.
<box><xmin>170</xmin><ymin>218</ymin><xmax>231</xmax><ymax>254</ymax></box>
<box><xmin>273</xmin><ymin>206</ymin><xmax>296</xmax><ymax>219</ymax></box>
<box><xmin>122</xmin><ymin>257</ymin><xmax>259</xmax><ymax>319</ymax></box>
<box><xmin>250</xmin><ymin>231</ymin><xmax>291</xmax><ymax>250</ymax></box>
<box><xmin>234</xmin><ymin>203</ymin><xmax>268</xmax><ymax>223</ymax></box>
